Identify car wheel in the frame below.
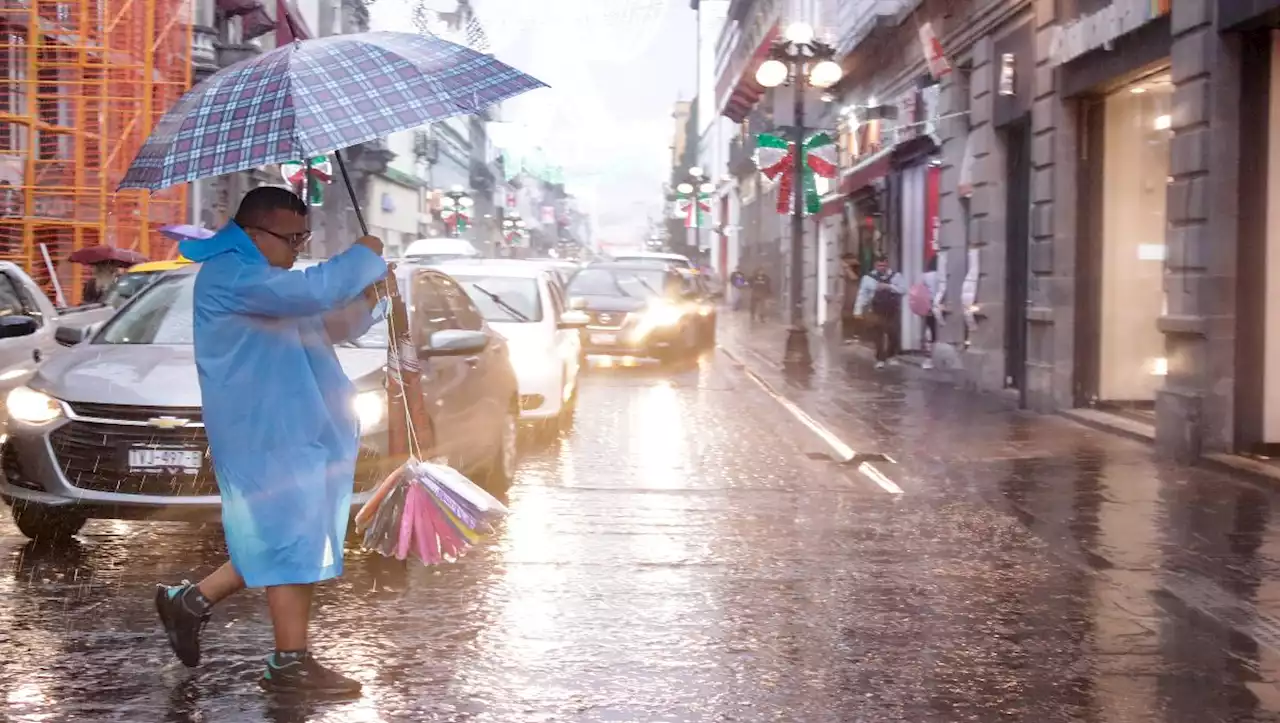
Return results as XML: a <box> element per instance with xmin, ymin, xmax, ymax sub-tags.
<box><xmin>481</xmin><ymin>403</ymin><xmax>518</xmax><ymax>489</ymax></box>
<box><xmin>11</xmin><ymin>504</ymin><xmax>85</xmax><ymax>543</ymax></box>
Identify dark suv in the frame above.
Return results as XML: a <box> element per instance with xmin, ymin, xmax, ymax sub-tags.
<box><xmin>566</xmin><ymin>263</ymin><xmax>700</xmax><ymax>363</ymax></box>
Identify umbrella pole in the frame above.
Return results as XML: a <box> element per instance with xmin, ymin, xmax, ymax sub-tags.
<box><xmin>333</xmin><ymin>149</ymin><xmax>369</xmax><ymax>237</ymax></box>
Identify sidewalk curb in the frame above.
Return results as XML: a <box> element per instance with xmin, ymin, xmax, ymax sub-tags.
<box><xmin>1059</xmin><ymin>409</ymin><xmax>1280</xmax><ymax>491</ymax></box>
<box><xmin>721</xmin><ymin>316</ymin><xmax>1280</xmax><ymax>495</ymax></box>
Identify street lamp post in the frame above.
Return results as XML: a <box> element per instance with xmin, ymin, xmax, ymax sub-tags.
<box><xmin>441</xmin><ymin>184</ymin><xmax>473</xmax><ymax>238</ymax></box>
<box><xmin>755</xmin><ymin>21</ymin><xmax>842</xmax><ymax>372</ymax></box>
<box><xmin>678</xmin><ymin>167</ymin><xmax>716</xmax><ymax>265</ymax></box>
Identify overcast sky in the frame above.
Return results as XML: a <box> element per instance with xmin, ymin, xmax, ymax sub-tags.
<box><xmin>369</xmin><ymin>0</ymin><xmax>699</xmax><ymax>247</ymax></box>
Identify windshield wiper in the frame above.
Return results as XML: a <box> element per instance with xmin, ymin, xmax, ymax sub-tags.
<box><xmin>631</xmin><ymin>275</ymin><xmax>660</xmax><ymax>296</ymax></box>
<box><xmin>470</xmin><ymin>284</ymin><xmax>530</xmax><ymax>322</ymax></box>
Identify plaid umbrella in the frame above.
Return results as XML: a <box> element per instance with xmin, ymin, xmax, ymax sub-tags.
<box><xmin>118</xmin><ymin>31</ymin><xmax>546</xmax><ymax>193</ymax></box>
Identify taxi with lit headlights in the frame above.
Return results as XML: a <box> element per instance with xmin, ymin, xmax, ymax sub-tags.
<box><xmin>0</xmin><ymin>262</ymin><xmax>520</xmax><ymax>541</ymax></box>
<box><xmin>565</xmin><ymin>262</ymin><xmax>702</xmax><ymax>363</ymax></box>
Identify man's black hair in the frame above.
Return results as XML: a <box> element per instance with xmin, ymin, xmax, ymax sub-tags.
<box><xmin>234</xmin><ymin>186</ymin><xmax>307</xmax><ymax>228</ymax></box>
<box><xmin>875</xmin><ymin>254</ymin><xmax>890</xmax><ymax>263</ymax></box>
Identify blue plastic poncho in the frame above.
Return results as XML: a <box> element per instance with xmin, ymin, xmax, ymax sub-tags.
<box><xmin>180</xmin><ymin>223</ymin><xmax>387</xmax><ymax>588</ymax></box>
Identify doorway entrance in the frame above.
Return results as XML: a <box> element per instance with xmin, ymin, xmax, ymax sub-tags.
<box><xmin>1003</xmin><ymin>118</ymin><xmax>1031</xmax><ymax>401</ymax></box>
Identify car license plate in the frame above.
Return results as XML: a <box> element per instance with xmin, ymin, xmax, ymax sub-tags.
<box><xmin>128</xmin><ymin>447</ymin><xmax>203</xmax><ymax>473</ymax></box>
<box><xmin>590</xmin><ymin>333</ymin><xmax>618</xmax><ymax>345</ymax></box>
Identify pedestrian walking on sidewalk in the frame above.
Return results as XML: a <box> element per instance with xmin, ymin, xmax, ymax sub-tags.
<box><xmin>729</xmin><ymin>267</ymin><xmax>747</xmax><ymax>311</ymax></box>
<box><xmin>912</xmin><ymin>255</ymin><xmax>944</xmax><ymax>369</ymax></box>
<box><xmin>854</xmin><ymin>255</ymin><xmax>906</xmax><ymax>369</ymax></box>
<box><xmin>748</xmin><ymin>268</ymin><xmax>773</xmax><ymax>322</ymax></box>
<box><xmin>840</xmin><ymin>253</ymin><xmax>861</xmax><ymax>343</ymax></box>
<box><xmin>154</xmin><ymin>187</ymin><xmax>393</xmax><ymax>698</ymax></box>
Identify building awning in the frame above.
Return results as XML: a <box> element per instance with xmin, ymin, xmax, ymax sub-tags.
<box><xmin>838</xmin><ymin>146</ymin><xmax>893</xmax><ymax>195</ymax></box>
<box><xmin>812</xmin><ymin>145</ymin><xmax>894</xmax><ymax>217</ymax></box>
<box><xmin>720</xmin><ymin>26</ymin><xmax>780</xmax><ymax>123</ymax></box>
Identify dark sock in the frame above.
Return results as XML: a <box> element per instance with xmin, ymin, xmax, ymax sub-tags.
<box><xmin>273</xmin><ymin>649</ymin><xmax>308</xmax><ymax>666</ymax></box>
<box><xmin>180</xmin><ymin>585</ymin><xmax>212</xmax><ymax>614</ymax></box>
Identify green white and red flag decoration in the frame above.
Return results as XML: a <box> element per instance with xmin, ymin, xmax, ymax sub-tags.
<box><xmin>676</xmin><ymin>188</ymin><xmax>712</xmax><ymax>228</ymax></box>
<box><xmin>442</xmin><ymin>207</ymin><xmax>469</xmax><ymax>232</ymax></box>
<box><xmin>280</xmin><ymin>156</ymin><xmax>332</xmax><ymax>207</ymax></box>
<box><xmin>754</xmin><ymin>132</ymin><xmax>838</xmax><ymax>215</ymax></box>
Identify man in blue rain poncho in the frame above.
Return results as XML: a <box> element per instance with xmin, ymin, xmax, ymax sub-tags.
<box><xmin>154</xmin><ymin>187</ymin><xmax>391</xmax><ymax>697</ymax></box>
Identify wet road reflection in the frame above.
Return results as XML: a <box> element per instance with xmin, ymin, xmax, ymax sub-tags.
<box><xmin>0</xmin><ymin>349</ymin><xmax>1276</xmax><ymax>721</ymax></box>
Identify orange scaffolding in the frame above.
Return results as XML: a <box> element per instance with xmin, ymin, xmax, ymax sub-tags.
<box><xmin>0</xmin><ymin>0</ymin><xmax>192</xmax><ymax>304</ymax></box>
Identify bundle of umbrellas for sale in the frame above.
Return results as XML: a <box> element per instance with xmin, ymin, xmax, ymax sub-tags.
<box><xmin>355</xmin><ymin>460</ymin><xmax>508</xmax><ymax>565</ymax></box>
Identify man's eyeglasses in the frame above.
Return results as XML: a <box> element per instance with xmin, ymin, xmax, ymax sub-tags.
<box><xmin>249</xmin><ymin>226</ymin><xmax>311</xmax><ymax>248</ymax></box>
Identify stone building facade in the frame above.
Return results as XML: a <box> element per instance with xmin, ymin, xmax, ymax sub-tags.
<box><xmin>787</xmin><ymin>0</ymin><xmax>1277</xmax><ymax>461</ymax></box>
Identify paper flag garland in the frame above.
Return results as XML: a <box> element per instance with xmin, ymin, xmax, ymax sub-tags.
<box><xmin>754</xmin><ymin>132</ymin><xmax>838</xmax><ymax>215</ymax></box>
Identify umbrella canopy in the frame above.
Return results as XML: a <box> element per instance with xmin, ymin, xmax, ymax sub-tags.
<box><xmin>68</xmin><ymin>246</ymin><xmax>149</xmax><ymax>266</ymax></box>
<box><xmin>159</xmin><ymin>224</ymin><xmax>216</xmax><ymax>242</ymax></box>
<box><xmin>119</xmin><ymin>31</ymin><xmax>546</xmax><ymax>191</ymax></box>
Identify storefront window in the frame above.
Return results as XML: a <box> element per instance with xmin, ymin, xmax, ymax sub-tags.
<box><xmin>1098</xmin><ymin>72</ymin><xmax>1172</xmax><ymax>403</ymax></box>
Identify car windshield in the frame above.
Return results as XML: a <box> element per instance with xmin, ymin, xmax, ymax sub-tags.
<box><xmin>98</xmin><ymin>273</ymin><xmax>389</xmax><ymax>349</ymax></box>
<box><xmin>103</xmin><ymin>271</ymin><xmax>160</xmax><ymax>308</ymax></box>
<box><xmin>97</xmin><ymin>274</ymin><xmax>194</xmax><ymax>344</ymax></box>
<box><xmin>568</xmin><ymin>268</ymin><xmax>669</xmax><ymax>298</ymax></box>
<box><xmin>452</xmin><ymin>275</ymin><xmax>542</xmax><ymax>323</ymax></box>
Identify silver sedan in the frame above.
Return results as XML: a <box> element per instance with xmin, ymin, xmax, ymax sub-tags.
<box><xmin>0</xmin><ymin>264</ymin><xmax>519</xmax><ymax>541</ymax></box>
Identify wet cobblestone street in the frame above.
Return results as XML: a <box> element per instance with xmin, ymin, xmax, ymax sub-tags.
<box><xmin>1</xmin><ymin>322</ymin><xmax>1279</xmax><ymax>722</ymax></box>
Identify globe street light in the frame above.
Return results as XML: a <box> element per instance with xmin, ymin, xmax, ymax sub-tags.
<box><xmin>783</xmin><ymin>20</ymin><xmax>814</xmax><ymax>45</ymax></box>
<box><xmin>754</xmin><ymin>21</ymin><xmax>843</xmax><ymax>373</ymax></box>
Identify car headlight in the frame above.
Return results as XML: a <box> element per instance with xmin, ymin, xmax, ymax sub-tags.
<box><xmin>352</xmin><ymin>389</ymin><xmax>386</xmax><ymax>432</ymax></box>
<box><xmin>643</xmin><ymin>302</ymin><xmax>685</xmax><ymax>328</ymax></box>
<box><xmin>508</xmin><ymin>341</ymin><xmax>559</xmax><ymax>376</ymax></box>
<box><xmin>7</xmin><ymin>386</ymin><xmax>62</xmax><ymax>425</ymax></box>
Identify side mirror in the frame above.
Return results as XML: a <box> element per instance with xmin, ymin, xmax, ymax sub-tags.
<box><xmin>558</xmin><ymin>310</ymin><xmax>590</xmax><ymax>329</ymax></box>
<box><xmin>420</xmin><ymin>329</ymin><xmax>489</xmax><ymax>357</ymax></box>
<box><xmin>568</xmin><ymin>296</ymin><xmax>587</xmax><ymax>311</ymax></box>
<box><xmin>0</xmin><ymin>316</ymin><xmax>38</xmax><ymax>340</ymax></box>
<box><xmin>55</xmin><ymin>322</ymin><xmax>99</xmax><ymax>346</ymax></box>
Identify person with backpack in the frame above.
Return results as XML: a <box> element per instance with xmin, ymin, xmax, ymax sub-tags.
<box><xmin>909</xmin><ymin>255</ymin><xmax>943</xmax><ymax>369</ymax></box>
<box><xmin>854</xmin><ymin>255</ymin><xmax>906</xmax><ymax>369</ymax></box>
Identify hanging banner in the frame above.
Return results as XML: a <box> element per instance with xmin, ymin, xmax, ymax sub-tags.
<box><xmin>925</xmin><ymin>165</ymin><xmax>940</xmax><ymax>262</ymax></box>
<box><xmin>919</xmin><ymin>22</ymin><xmax>951</xmax><ymax>79</ymax></box>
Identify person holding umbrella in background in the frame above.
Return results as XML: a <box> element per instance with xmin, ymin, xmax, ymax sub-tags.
<box><xmin>154</xmin><ymin>187</ymin><xmax>393</xmax><ymax>696</ymax></box>
<box><xmin>67</xmin><ymin>245</ymin><xmax>147</xmax><ymax>304</ymax></box>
